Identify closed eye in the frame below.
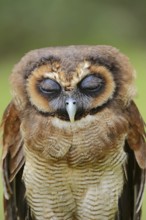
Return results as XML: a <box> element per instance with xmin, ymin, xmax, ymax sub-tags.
<box><xmin>38</xmin><ymin>78</ymin><xmax>61</xmax><ymax>96</ymax></box>
<box><xmin>78</xmin><ymin>74</ymin><xmax>105</xmax><ymax>96</ymax></box>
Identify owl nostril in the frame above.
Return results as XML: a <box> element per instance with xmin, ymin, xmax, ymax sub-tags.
<box><xmin>65</xmin><ymin>100</ymin><xmax>76</xmax><ymax>105</ymax></box>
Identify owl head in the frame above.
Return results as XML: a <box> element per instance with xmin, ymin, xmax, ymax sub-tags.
<box><xmin>10</xmin><ymin>45</ymin><xmax>136</xmax><ymax>122</ymax></box>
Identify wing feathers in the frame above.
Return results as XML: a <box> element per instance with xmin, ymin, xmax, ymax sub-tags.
<box><xmin>9</xmin><ymin>137</ymin><xmax>24</xmax><ymax>182</ymax></box>
<box><xmin>136</xmin><ymin>169</ymin><xmax>146</xmax><ymax>213</ymax></box>
<box><xmin>118</xmin><ymin>101</ymin><xmax>146</xmax><ymax>220</ymax></box>
<box><xmin>1</xmin><ymin>102</ymin><xmax>30</xmax><ymax>219</ymax></box>
<box><xmin>1</xmin><ymin>102</ymin><xmax>24</xmax><ymax>197</ymax></box>
<box><xmin>126</xmin><ymin>101</ymin><xmax>146</xmax><ymax>169</ymax></box>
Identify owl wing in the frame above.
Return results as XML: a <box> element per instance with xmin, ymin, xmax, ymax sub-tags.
<box><xmin>117</xmin><ymin>101</ymin><xmax>146</xmax><ymax>220</ymax></box>
<box><xmin>1</xmin><ymin>102</ymin><xmax>32</xmax><ymax>220</ymax></box>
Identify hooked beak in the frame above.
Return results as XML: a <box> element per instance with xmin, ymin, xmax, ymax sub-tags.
<box><xmin>65</xmin><ymin>98</ymin><xmax>77</xmax><ymax>123</ymax></box>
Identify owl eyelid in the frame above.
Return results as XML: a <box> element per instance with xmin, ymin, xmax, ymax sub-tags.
<box><xmin>78</xmin><ymin>74</ymin><xmax>105</xmax><ymax>94</ymax></box>
<box><xmin>38</xmin><ymin>78</ymin><xmax>61</xmax><ymax>95</ymax></box>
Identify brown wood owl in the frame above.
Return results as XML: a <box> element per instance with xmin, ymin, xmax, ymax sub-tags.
<box><xmin>1</xmin><ymin>45</ymin><xmax>146</xmax><ymax>220</ymax></box>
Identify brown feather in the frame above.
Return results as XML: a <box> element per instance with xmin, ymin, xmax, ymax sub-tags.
<box><xmin>117</xmin><ymin>101</ymin><xmax>146</xmax><ymax>219</ymax></box>
<box><xmin>126</xmin><ymin>101</ymin><xmax>146</xmax><ymax>169</ymax></box>
<box><xmin>1</xmin><ymin>102</ymin><xmax>29</xmax><ymax>219</ymax></box>
<box><xmin>1</xmin><ymin>102</ymin><xmax>24</xmax><ymax>195</ymax></box>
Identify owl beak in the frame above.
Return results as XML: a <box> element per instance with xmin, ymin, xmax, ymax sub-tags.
<box><xmin>65</xmin><ymin>98</ymin><xmax>77</xmax><ymax>123</ymax></box>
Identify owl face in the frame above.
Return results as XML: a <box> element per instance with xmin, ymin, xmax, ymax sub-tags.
<box><xmin>10</xmin><ymin>45</ymin><xmax>136</xmax><ymax>122</ymax></box>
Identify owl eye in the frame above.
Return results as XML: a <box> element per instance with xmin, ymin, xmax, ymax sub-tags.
<box><xmin>39</xmin><ymin>78</ymin><xmax>61</xmax><ymax>95</ymax></box>
<box><xmin>79</xmin><ymin>74</ymin><xmax>104</xmax><ymax>95</ymax></box>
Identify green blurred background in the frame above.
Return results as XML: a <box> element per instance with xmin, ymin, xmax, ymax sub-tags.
<box><xmin>0</xmin><ymin>0</ymin><xmax>146</xmax><ymax>219</ymax></box>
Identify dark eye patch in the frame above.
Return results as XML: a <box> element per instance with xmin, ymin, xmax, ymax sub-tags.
<box><xmin>38</xmin><ymin>78</ymin><xmax>61</xmax><ymax>97</ymax></box>
<box><xmin>78</xmin><ymin>74</ymin><xmax>105</xmax><ymax>96</ymax></box>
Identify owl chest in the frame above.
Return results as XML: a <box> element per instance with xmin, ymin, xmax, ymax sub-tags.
<box><xmin>23</xmin><ymin>117</ymin><xmax>128</xmax><ymax>219</ymax></box>
<box><xmin>23</xmin><ymin>144</ymin><xmax>127</xmax><ymax>220</ymax></box>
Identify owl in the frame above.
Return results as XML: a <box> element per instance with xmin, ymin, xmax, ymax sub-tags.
<box><xmin>1</xmin><ymin>45</ymin><xmax>146</xmax><ymax>220</ymax></box>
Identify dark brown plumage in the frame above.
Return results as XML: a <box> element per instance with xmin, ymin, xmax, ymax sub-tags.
<box><xmin>1</xmin><ymin>45</ymin><xmax>146</xmax><ymax>220</ymax></box>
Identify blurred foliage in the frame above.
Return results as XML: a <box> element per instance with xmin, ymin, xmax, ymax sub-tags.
<box><xmin>0</xmin><ymin>0</ymin><xmax>146</xmax><ymax>219</ymax></box>
<box><xmin>0</xmin><ymin>0</ymin><xmax>146</xmax><ymax>59</ymax></box>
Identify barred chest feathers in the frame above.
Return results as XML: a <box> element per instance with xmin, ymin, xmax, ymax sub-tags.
<box><xmin>22</xmin><ymin>111</ymin><xmax>128</xmax><ymax>220</ymax></box>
